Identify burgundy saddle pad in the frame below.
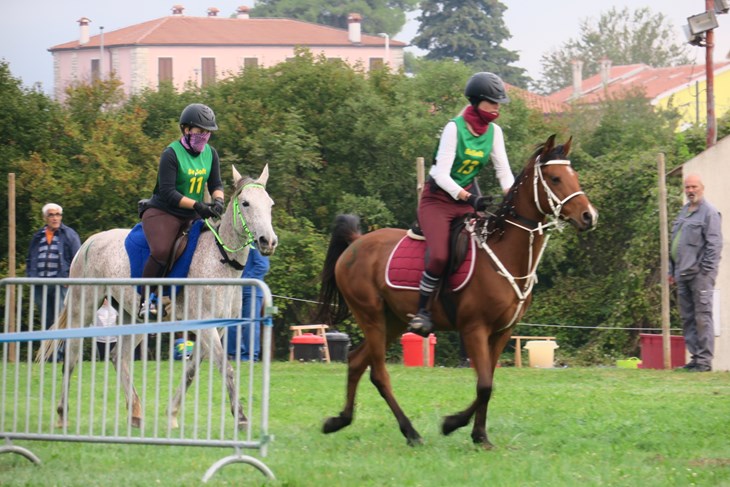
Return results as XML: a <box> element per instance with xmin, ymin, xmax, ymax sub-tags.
<box><xmin>385</xmin><ymin>235</ymin><xmax>476</xmax><ymax>291</ymax></box>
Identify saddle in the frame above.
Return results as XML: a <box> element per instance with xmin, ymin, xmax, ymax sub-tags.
<box><xmin>386</xmin><ymin>218</ymin><xmax>476</xmax><ymax>292</ymax></box>
<box><xmin>124</xmin><ymin>220</ymin><xmax>205</xmax><ymax>294</ymax></box>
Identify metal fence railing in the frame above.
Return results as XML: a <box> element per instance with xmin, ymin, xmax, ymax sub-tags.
<box><xmin>0</xmin><ymin>277</ymin><xmax>275</xmax><ymax>482</ymax></box>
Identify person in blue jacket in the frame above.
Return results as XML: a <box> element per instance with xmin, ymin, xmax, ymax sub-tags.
<box><xmin>227</xmin><ymin>248</ymin><xmax>270</xmax><ymax>360</ymax></box>
<box><xmin>26</xmin><ymin>203</ymin><xmax>81</xmax><ymax>327</ymax></box>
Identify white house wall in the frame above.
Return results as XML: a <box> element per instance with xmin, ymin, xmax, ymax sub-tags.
<box><xmin>52</xmin><ymin>43</ymin><xmax>400</xmax><ymax>101</ymax></box>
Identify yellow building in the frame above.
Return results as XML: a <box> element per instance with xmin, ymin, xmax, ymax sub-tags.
<box><xmin>547</xmin><ymin>61</ymin><xmax>730</xmax><ymax>129</ymax></box>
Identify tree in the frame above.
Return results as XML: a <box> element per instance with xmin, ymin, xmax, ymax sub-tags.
<box><xmin>411</xmin><ymin>0</ymin><xmax>529</xmax><ymax>87</ymax></box>
<box><xmin>250</xmin><ymin>0</ymin><xmax>419</xmax><ymax>36</ymax></box>
<box><xmin>539</xmin><ymin>7</ymin><xmax>692</xmax><ymax>94</ymax></box>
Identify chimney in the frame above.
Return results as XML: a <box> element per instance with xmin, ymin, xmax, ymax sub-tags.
<box><xmin>78</xmin><ymin>17</ymin><xmax>91</xmax><ymax>45</ymax></box>
<box><xmin>207</xmin><ymin>7</ymin><xmax>220</xmax><ymax>17</ymax></box>
<box><xmin>348</xmin><ymin>13</ymin><xmax>362</xmax><ymax>44</ymax></box>
<box><xmin>236</xmin><ymin>6</ymin><xmax>250</xmax><ymax>19</ymax></box>
<box><xmin>171</xmin><ymin>5</ymin><xmax>185</xmax><ymax>15</ymax></box>
<box><xmin>600</xmin><ymin>58</ymin><xmax>612</xmax><ymax>87</ymax></box>
<box><xmin>571</xmin><ymin>59</ymin><xmax>583</xmax><ymax>99</ymax></box>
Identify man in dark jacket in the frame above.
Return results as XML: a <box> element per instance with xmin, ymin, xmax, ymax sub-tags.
<box><xmin>26</xmin><ymin>203</ymin><xmax>81</xmax><ymax>327</ymax></box>
<box><xmin>669</xmin><ymin>174</ymin><xmax>723</xmax><ymax>372</ymax></box>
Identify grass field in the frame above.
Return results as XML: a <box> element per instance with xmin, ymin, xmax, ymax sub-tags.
<box><xmin>0</xmin><ymin>362</ymin><xmax>728</xmax><ymax>486</ymax></box>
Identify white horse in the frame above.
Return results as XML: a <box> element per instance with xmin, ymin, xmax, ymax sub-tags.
<box><xmin>38</xmin><ymin>165</ymin><xmax>277</xmax><ymax>430</ymax></box>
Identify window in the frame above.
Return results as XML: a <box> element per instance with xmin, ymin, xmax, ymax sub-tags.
<box><xmin>158</xmin><ymin>58</ymin><xmax>173</xmax><ymax>85</ymax></box>
<box><xmin>202</xmin><ymin>58</ymin><xmax>216</xmax><ymax>86</ymax></box>
<box><xmin>243</xmin><ymin>57</ymin><xmax>258</xmax><ymax>68</ymax></box>
<box><xmin>369</xmin><ymin>58</ymin><xmax>384</xmax><ymax>70</ymax></box>
<box><xmin>91</xmin><ymin>59</ymin><xmax>100</xmax><ymax>81</ymax></box>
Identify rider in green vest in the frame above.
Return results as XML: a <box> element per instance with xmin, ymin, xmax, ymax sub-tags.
<box><xmin>408</xmin><ymin>72</ymin><xmax>516</xmax><ymax>336</ymax></box>
<box><xmin>138</xmin><ymin>103</ymin><xmax>225</xmax><ymax>318</ymax></box>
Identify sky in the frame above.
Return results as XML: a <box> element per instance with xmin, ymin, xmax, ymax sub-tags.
<box><xmin>1</xmin><ymin>1</ymin><xmax>729</xmax><ymax>93</ymax></box>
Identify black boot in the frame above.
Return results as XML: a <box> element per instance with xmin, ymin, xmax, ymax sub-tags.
<box><xmin>408</xmin><ymin>272</ymin><xmax>439</xmax><ymax>336</ymax></box>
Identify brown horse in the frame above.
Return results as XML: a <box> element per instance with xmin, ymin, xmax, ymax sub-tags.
<box><xmin>315</xmin><ymin>134</ymin><xmax>597</xmax><ymax>448</ymax></box>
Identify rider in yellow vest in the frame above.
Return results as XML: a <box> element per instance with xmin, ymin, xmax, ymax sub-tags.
<box><xmin>138</xmin><ymin>103</ymin><xmax>225</xmax><ymax>318</ymax></box>
<box><xmin>408</xmin><ymin>73</ymin><xmax>515</xmax><ymax>335</ymax></box>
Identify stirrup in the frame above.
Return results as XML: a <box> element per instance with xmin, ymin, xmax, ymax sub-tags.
<box><xmin>138</xmin><ymin>293</ymin><xmax>164</xmax><ymax>320</ymax></box>
<box><xmin>407</xmin><ymin>311</ymin><xmax>433</xmax><ymax>336</ymax></box>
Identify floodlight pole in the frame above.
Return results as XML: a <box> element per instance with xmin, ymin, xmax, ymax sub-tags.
<box><xmin>706</xmin><ymin>0</ymin><xmax>717</xmax><ymax>148</ymax></box>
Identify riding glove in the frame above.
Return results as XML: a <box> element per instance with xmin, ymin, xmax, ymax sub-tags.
<box><xmin>467</xmin><ymin>194</ymin><xmax>490</xmax><ymax>212</ymax></box>
<box><xmin>193</xmin><ymin>201</ymin><xmax>218</xmax><ymax>219</ymax></box>
<box><xmin>211</xmin><ymin>197</ymin><xmax>225</xmax><ymax>218</ymax></box>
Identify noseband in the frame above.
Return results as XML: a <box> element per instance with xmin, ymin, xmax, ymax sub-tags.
<box><xmin>534</xmin><ymin>155</ymin><xmax>585</xmax><ymax>219</ymax></box>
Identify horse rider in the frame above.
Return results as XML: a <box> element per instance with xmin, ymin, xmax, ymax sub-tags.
<box><xmin>137</xmin><ymin>103</ymin><xmax>225</xmax><ymax>318</ymax></box>
<box><xmin>408</xmin><ymin>72</ymin><xmax>516</xmax><ymax>335</ymax></box>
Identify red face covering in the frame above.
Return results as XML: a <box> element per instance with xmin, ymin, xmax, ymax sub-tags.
<box><xmin>463</xmin><ymin>105</ymin><xmax>499</xmax><ymax>135</ymax></box>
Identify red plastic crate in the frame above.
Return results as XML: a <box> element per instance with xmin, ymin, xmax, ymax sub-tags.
<box><xmin>638</xmin><ymin>334</ymin><xmax>686</xmax><ymax>369</ymax></box>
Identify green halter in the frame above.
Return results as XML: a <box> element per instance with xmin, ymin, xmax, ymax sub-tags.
<box><xmin>204</xmin><ymin>183</ymin><xmax>264</xmax><ymax>252</ymax></box>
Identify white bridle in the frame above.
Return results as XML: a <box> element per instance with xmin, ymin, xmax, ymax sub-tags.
<box><xmin>470</xmin><ymin>155</ymin><xmax>585</xmax><ymax>331</ymax></box>
<box><xmin>533</xmin><ymin>156</ymin><xmax>585</xmax><ymax>219</ymax></box>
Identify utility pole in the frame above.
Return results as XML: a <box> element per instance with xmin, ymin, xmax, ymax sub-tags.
<box><xmin>706</xmin><ymin>0</ymin><xmax>717</xmax><ymax>148</ymax></box>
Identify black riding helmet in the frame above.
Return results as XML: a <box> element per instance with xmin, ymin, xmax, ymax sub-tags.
<box><xmin>464</xmin><ymin>72</ymin><xmax>510</xmax><ymax>105</ymax></box>
<box><xmin>179</xmin><ymin>103</ymin><xmax>218</xmax><ymax>132</ymax></box>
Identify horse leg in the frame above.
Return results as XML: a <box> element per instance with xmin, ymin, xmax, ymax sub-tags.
<box><xmin>441</xmin><ymin>327</ymin><xmax>496</xmax><ymax>448</ymax></box>
<box><xmin>366</xmin><ymin>321</ymin><xmax>423</xmax><ymax>446</ymax></box>
<box><xmin>55</xmin><ymin>338</ymin><xmax>82</xmax><ymax>428</ymax></box>
<box><xmin>167</xmin><ymin>340</ymin><xmax>201</xmax><ymax>430</ymax></box>
<box><xmin>111</xmin><ymin>333</ymin><xmax>143</xmax><ymax>428</ymax></box>
<box><xmin>322</xmin><ymin>342</ymin><xmax>370</xmax><ymax>434</ymax></box>
<box><xmin>167</xmin><ymin>329</ymin><xmax>246</xmax><ymax>430</ymax></box>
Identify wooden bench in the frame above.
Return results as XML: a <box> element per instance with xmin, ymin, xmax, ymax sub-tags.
<box><xmin>289</xmin><ymin>324</ymin><xmax>330</xmax><ymax>363</ymax></box>
<box><xmin>512</xmin><ymin>336</ymin><xmax>556</xmax><ymax>368</ymax></box>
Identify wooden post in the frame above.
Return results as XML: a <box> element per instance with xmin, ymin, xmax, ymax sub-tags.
<box><xmin>416</xmin><ymin>157</ymin><xmax>425</xmax><ymax>201</ymax></box>
<box><xmin>8</xmin><ymin>173</ymin><xmax>17</xmax><ymax>361</ymax></box>
<box><xmin>422</xmin><ymin>333</ymin><xmax>430</xmax><ymax>367</ymax></box>
<box><xmin>658</xmin><ymin>154</ymin><xmax>672</xmax><ymax>369</ymax></box>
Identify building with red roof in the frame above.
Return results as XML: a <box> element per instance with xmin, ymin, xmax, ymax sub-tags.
<box><xmin>48</xmin><ymin>6</ymin><xmax>403</xmax><ymax>101</ymax></box>
<box><xmin>546</xmin><ymin>59</ymin><xmax>730</xmax><ymax>129</ymax></box>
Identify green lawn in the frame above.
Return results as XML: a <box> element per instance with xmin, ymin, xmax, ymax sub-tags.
<box><xmin>1</xmin><ymin>363</ymin><xmax>728</xmax><ymax>486</ymax></box>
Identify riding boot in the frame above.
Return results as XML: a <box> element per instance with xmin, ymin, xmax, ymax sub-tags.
<box><xmin>139</xmin><ymin>257</ymin><xmax>167</xmax><ymax>319</ymax></box>
<box><xmin>407</xmin><ymin>271</ymin><xmax>440</xmax><ymax>336</ymax></box>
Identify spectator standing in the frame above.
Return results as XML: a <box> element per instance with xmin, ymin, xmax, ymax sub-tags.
<box><xmin>26</xmin><ymin>203</ymin><xmax>81</xmax><ymax>328</ymax></box>
<box><xmin>227</xmin><ymin>248</ymin><xmax>270</xmax><ymax>361</ymax></box>
<box><xmin>669</xmin><ymin>173</ymin><xmax>723</xmax><ymax>372</ymax></box>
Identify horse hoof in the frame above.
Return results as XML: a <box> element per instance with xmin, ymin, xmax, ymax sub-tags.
<box><xmin>169</xmin><ymin>418</ymin><xmax>179</xmax><ymax>429</ymax></box>
<box><xmin>238</xmin><ymin>420</ymin><xmax>248</xmax><ymax>431</ymax></box>
<box><xmin>407</xmin><ymin>435</ymin><xmax>424</xmax><ymax>447</ymax></box>
<box><xmin>322</xmin><ymin>415</ymin><xmax>350</xmax><ymax>434</ymax></box>
<box><xmin>442</xmin><ymin>414</ymin><xmax>468</xmax><ymax>436</ymax></box>
<box><xmin>472</xmin><ymin>435</ymin><xmax>495</xmax><ymax>450</ymax></box>
<box><xmin>55</xmin><ymin>419</ymin><xmax>68</xmax><ymax>429</ymax></box>
<box><xmin>131</xmin><ymin>417</ymin><xmax>142</xmax><ymax>429</ymax></box>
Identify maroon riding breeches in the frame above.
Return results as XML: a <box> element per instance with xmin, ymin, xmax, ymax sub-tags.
<box><xmin>140</xmin><ymin>208</ymin><xmax>195</xmax><ymax>277</ymax></box>
<box><xmin>417</xmin><ymin>183</ymin><xmax>473</xmax><ymax>277</ymax></box>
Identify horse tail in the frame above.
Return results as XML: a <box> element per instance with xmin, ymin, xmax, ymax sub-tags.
<box><xmin>35</xmin><ymin>303</ymin><xmax>70</xmax><ymax>363</ymax></box>
<box><xmin>314</xmin><ymin>214</ymin><xmax>362</xmax><ymax>325</ymax></box>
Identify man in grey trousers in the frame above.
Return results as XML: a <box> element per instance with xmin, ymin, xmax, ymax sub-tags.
<box><xmin>668</xmin><ymin>173</ymin><xmax>723</xmax><ymax>372</ymax></box>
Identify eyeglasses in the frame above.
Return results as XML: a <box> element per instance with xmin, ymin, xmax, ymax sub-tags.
<box><xmin>46</xmin><ymin>213</ymin><xmax>62</xmax><ymax>217</ymax></box>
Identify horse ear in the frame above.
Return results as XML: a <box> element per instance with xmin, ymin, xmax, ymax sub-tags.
<box><xmin>542</xmin><ymin>134</ymin><xmax>557</xmax><ymax>158</ymax></box>
<box><xmin>257</xmin><ymin>164</ymin><xmax>270</xmax><ymax>187</ymax></box>
<box><xmin>232</xmin><ymin>165</ymin><xmax>242</xmax><ymax>185</ymax></box>
<box><xmin>563</xmin><ymin>136</ymin><xmax>573</xmax><ymax>156</ymax></box>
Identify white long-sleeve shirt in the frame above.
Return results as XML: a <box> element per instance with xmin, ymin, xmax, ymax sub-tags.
<box><xmin>429</xmin><ymin>120</ymin><xmax>515</xmax><ymax>199</ymax></box>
